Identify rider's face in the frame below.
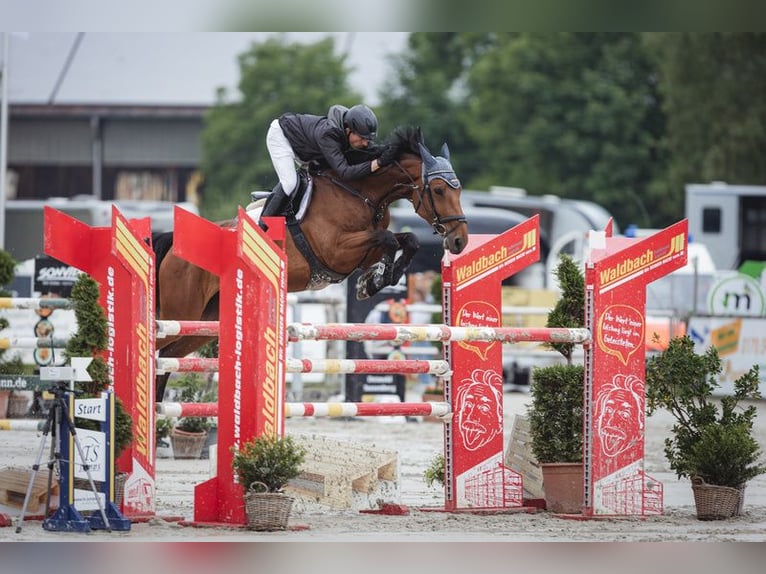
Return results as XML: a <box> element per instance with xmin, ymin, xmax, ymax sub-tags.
<box><xmin>347</xmin><ymin>130</ymin><xmax>371</xmax><ymax>149</ymax></box>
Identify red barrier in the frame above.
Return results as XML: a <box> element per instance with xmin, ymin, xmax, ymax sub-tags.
<box><xmin>583</xmin><ymin>220</ymin><xmax>688</xmax><ymax>516</ymax></box>
<box><xmin>44</xmin><ymin>206</ymin><xmax>156</xmax><ymax>518</ymax></box>
<box><xmin>171</xmin><ymin>206</ymin><xmax>288</xmax><ymax>525</ymax></box>
<box><xmin>441</xmin><ymin>216</ymin><xmax>543</xmax><ymax>510</ymax></box>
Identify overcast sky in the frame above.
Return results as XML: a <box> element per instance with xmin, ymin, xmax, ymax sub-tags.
<box><xmin>2</xmin><ymin>32</ymin><xmax>409</xmax><ymax>106</ymax></box>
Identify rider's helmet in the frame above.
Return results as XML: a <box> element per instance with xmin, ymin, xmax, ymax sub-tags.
<box><xmin>344</xmin><ymin>105</ymin><xmax>378</xmax><ymax>141</ymax></box>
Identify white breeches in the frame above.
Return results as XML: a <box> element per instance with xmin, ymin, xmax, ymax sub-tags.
<box><xmin>266</xmin><ymin>119</ymin><xmax>299</xmax><ymax>196</ymax></box>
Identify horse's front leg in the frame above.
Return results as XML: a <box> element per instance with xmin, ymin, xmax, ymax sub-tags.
<box><xmin>389</xmin><ymin>232</ymin><xmax>420</xmax><ymax>288</ymax></box>
<box><xmin>355</xmin><ymin>230</ymin><xmax>400</xmax><ymax>300</ymax></box>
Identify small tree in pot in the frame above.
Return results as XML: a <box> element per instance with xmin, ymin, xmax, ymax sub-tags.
<box><xmin>231</xmin><ymin>433</ymin><xmax>307</xmax><ymax>530</ymax></box>
<box><xmin>526</xmin><ymin>254</ymin><xmax>585</xmax><ymax>513</ymax></box>
<box><xmin>646</xmin><ymin>334</ymin><xmax>765</xmax><ymax>519</ymax></box>
<box><xmin>170</xmin><ymin>373</ymin><xmax>212</xmax><ymax>459</ymax></box>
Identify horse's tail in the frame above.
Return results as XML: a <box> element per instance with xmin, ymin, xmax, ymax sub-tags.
<box><xmin>152</xmin><ymin>231</ymin><xmax>174</xmax><ymax>314</ymax></box>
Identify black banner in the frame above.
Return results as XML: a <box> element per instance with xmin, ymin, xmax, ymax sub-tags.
<box><xmin>34</xmin><ymin>256</ymin><xmax>81</xmax><ymax>298</ymax></box>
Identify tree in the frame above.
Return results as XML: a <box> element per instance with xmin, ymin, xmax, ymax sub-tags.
<box><xmin>377</xmin><ymin>33</ymin><xmax>494</xmax><ymax>184</ymax></box>
<box><xmin>465</xmin><ymin>33</ymin><xmax>665</xmax><ymax>228</ymax></box>
<box><xmin>645</xmin><ymin>33</ymin><xmax>766</xmax><ymax>227</ymax></box>
<box><xmin>200</xmin><ymin>36</ymin><xmax>362</xmax><ymax>221</ymax></box>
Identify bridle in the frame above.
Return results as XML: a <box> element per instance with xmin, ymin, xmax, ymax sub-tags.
<box><xmin>391</xmin><ymin>157</ymin><xmax>468</xmax><ymax>239</ymax></box>
<box><xmin>322</xmin><ymin>150</ymin><xmax>468</xmax><ymax>238</ymax></box>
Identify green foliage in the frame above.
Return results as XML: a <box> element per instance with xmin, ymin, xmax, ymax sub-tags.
<box><xmin>527</xmin><ymin>255</ymin><xmax>585</xmax><ymax>463</ymax></box>
<box><xmin>377</xmin><ymin>33</ymin><xmax>489</xmax><ymax>184</ymax></box>
<box><xmin>463</xmin><ymin>33</ymin><xmax>664</xmax><ymax>228</ymax></box>
<box><xmin>231</xmin><ymin>434</ymin><xmax>307</xmax><ymax>493</ymax></box>
<box><xmin>65</xmin><ymin>275</ymin><xmax>108</xmax><ymax>365</ymax></box>
<box><xmin>688</xmin><ymin>423</ymin><xmax>764</xmax><ymax>488</ymax></box>
<box><xmin>646</xmin><ymin>335</ymin><xmax>765</xmax><ymax>486</ymax></box>
<box><xmin>66</xmin><ymin>274</ymin><xmax>133</xmax><ymax>459</ymax></box>
<box><xmin>200</xmin><ymin>36</ymin><xmax>362</xmax><ymax>221</ymax></box>
<box><xmin>156</xmin><ymin>417</ymin><xmax>174</xmax><ymax>442</ymax></box>
<box><xmin>0</xmin><ymin>249</ymin><xmax>16</xmax><ymax>286</ymax></box>
<box><xmin>528</xmin><ymin>364</ymin><xmax>585</xmax><ymax>463</ymax></box>
<box><xmin>0</xmin><ymin>250</ymin><xmax>24</xmax><ymax>374</ymax></box>
<box><xmin>423</xmin><ymin>453</ymin><xmax>445</xmax><ymax>488</ymax></box>
<box><xmin>545</xmin><ymin>254</ymin><xmax>585</xmax><ymax>364</ymax></box>
<box><xmin>645</xmin><ymin>33</ymin><xmax>766</xmax><ymax>227</ymax></box>
<box><xmin>173</xmin><ymin>373</ymin><xmax>213</xmax><ymax>433</ymax></box>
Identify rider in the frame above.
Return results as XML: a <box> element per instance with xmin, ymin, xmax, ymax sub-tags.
<box><xmin>260</xmin><ymin>104</ymin><xmax>399</xmax><ymax>220</ymax></box>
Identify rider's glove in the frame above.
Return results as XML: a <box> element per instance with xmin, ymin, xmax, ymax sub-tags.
<box><xmin>377</xmin><ymin>145</ymin><xmax>398</xmax><ymax>167</ymax></box>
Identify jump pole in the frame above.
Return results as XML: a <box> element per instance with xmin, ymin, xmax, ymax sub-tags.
<box><xmin>43</xmin><ymin>206</ymin><xmax>156</xmax><ymax>518</ymax></box>
<box><xmin>170</xmin><ymin>206</ymin><xmax>288</xmax><ymax>526</ymax></box>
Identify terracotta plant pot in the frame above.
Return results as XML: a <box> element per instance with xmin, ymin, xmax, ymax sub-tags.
<box><xmin>170</xmin><ymin>428</ymin><xmax>208</xmax><ymax>459</ymax></box>
<box><xmin>540</xmin><ymin>462</ymin><xmax>584</xmax><ymax>514</ymax></box>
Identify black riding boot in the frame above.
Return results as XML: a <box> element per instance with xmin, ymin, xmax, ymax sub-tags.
<box><xmin>259</xmin><ymin>187</ymin><xmax>291</xmax><ymax>230</ymax></box>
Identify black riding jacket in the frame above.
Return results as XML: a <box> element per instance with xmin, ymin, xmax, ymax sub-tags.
<box><xmin>277</xmin><ymin>105</ymin><xmax>374</xmax><ymax>180</ymax></box>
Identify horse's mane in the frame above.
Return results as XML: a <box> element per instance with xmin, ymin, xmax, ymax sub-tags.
<box><xmin>382</xmin><ymin>125</ymin><xmax>424</xmax><ymax>157</ymax></box>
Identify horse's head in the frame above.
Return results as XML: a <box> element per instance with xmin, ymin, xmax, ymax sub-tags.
<box><xmin>410</xmin><ymin>140</ymin><xmax>468</xmax><ymax>255</ymax></box>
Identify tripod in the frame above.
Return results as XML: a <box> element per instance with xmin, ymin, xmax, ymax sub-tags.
<box><xmin>16</xmin><ymin>380</ymin><xmax>112</xmax><ymax>533</ymax></box>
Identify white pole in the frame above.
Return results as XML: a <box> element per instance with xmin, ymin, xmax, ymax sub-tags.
<box><xmin>0</xmin><ymin>32</ymin><xmax>9</xmax><ymax>250</ymax></box>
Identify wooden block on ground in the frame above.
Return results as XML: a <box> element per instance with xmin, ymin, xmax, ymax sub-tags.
<box><xmin>505</xmin><ymin>415</ymin><xmax>544</xmax><ymax>499</ymax></box>
<box><xmin>287</xmin><ymin>434</ymin><xmax>399</xmax><ymax>509</ymax></box>
<box><xmin>0</xmin><ymin>467</ymin><xmax>59</xmax><ymax>509</ymax></box>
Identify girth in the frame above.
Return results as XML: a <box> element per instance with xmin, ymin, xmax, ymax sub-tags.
<box><xmin>286</xmin><ymin>218</ymin><xmax>348</xmax><ymax>289</ymax></box>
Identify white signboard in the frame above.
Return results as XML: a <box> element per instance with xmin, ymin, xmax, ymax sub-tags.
<box><xmin>706</xmin><ymin>274</ymin><xmax>766</xmax><ymax>317</ymax></box>
<box><xmin>73</xmin><ymin>427</ymin><xmax>106</xmax><ymax>482</ymax></box>
<box><xmin>688</xmin><ymin>316</ymin><xmax>766</xmax><ymax>396</ymax></box>
<box><xmin>73</xmin><ymin>488</ymin><xmax>106</xmax><ymax>512</ymax></box>
<box><xmin>74</xmin><ymin>397</ymin><xmax>106</xmax><ymax>422</ymax></box>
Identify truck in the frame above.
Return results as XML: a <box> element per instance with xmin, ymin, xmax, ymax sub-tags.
<box><xmin>685</xmin><ymin>181</ymin><xmax>766</xmax><ymax>271</ymax></box>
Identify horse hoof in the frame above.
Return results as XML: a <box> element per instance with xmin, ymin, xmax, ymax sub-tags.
<box><xmin>355</xmin><ymin>282</ymin><xmax>371</xmax><ymax>300</ymax></box>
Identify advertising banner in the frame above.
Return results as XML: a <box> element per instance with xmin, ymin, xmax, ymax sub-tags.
<box><xmin>585</xmin><ymin>220</ymin><xmax>688</xmax><ymax>515</ymax></box>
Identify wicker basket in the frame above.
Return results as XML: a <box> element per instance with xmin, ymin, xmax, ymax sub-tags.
<box><xmin>244</xmin><ymin>481</ymin><xmax>293</xmax><ymax>531</ymax></box>
<box><xmin>115</xmin><ymin>472</ymin><xmax>129</xmax><ymax>508</ymax></box>
<box><xmin>691</xmin><ymin>476</ymin><xmax>741</xmax><ymax>520</ymax></box>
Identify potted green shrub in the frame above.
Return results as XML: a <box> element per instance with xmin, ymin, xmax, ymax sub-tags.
<box><xmin>66</xmin><ymin>274</ymin><xmax>133</xmax><ymax>460</ymax></box>
<box><xmin>155</xmin><ymin>416</ymin><xmax>174</xmax><ymax>458</ymax></box>
<box><xmin>231</xmin><ymin>433</ymin><xmax>307</xmax><ymax>530</ymax></box>
<box><xmin>0</xmin><ymin>250</ymin><xmax>26</xmax><ymax>418</ymax></box>
<box><xmin>646</xmin><ymin>334</ymin><xmax>765</xmax><ymax>520</ymax></box>
<box><xmin>526</xmin><ymin>254</ymin><xmax>585</xmax><ymax>513</ymax></box>
<box><xmin>64</xmin><ymin>274</ymin><xmax>134</xmax><ymax>506</ymax></box>
<box><xmin>170</xmin><ymin>373</ymin><xmax>212</xmax><ymax>459</ymax></box>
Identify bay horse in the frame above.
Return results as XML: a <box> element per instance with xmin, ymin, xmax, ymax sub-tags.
<box><xmin>152</xmin><ymin>126</ymin><xmax>469</xmax><ymax>401</ymax></box>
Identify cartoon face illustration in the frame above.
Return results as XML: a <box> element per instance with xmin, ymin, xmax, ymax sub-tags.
<box><xmin>456</xmin><ymin>369</ymin><xmax>503</xmax><ymax>451</ymax></box>
<box><xmin>595</xmin><ymin>374</ymin><xmax>645</xmax><ymax>457</ymax></box>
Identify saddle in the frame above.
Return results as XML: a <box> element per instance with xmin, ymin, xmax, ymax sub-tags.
<box><xmin>248</xmin><ymin>170</ymin><xmax>346</xmax><ymax>289</ymax></box>
<box><xmin>249</xmin><ymin>170</ymin><xmax>312</xmax><ymax>220</ymax></box>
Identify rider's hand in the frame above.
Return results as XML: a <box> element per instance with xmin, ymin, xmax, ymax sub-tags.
<box><xmin>377</xmin><ymin>145</ymin><xmax>398</xmax><ymax>167</ymax></box>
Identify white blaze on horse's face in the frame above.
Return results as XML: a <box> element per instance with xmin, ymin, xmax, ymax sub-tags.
<box><xmin>417</xmin><ymin>142</ymin><xmax>468</xmax><ymax>255</ymax></box>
